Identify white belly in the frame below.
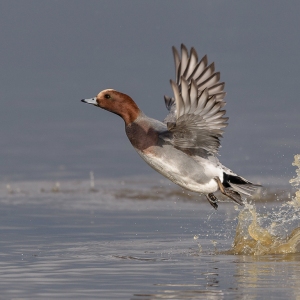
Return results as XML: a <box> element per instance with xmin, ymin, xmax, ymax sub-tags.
<box><xmin>136</xmin><ymin>149</ymin><xmax>222</xmax><ymax>194</ymax></box>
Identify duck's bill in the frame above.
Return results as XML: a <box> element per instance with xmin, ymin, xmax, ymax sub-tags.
<box><xmin>81</xmin><ymin>98</ymin><xmax>98</xmax><ymax>106</ymax></box>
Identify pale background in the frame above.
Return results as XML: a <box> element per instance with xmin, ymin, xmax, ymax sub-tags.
<box><xmin>1</xmin><ymin>0</ymin><xmax>299</xmax><ymax>183</ymax></box>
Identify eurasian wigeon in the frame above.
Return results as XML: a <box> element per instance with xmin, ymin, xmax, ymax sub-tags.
<box><xmin>82</xmin><ymin>44</ymin><xmax>260</xmax><ymax>209</ymax></box>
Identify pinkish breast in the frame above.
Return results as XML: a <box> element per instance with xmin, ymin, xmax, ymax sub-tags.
<box><xmin>125</xmin><ymin>121</ymin><xmax>159</xmax><ymax>152</ymax></box>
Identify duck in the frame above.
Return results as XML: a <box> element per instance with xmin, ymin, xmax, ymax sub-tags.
<box><xmin>81</xmin><ymin>44</ymin><xmax>260</xmax><ymax>209</ymax></box>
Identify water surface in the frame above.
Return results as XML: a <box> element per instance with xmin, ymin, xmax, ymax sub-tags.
<box><xmin>1</xmin><ymin>170</ymin><xmax>300</xmax><ymax>299</ymax></box>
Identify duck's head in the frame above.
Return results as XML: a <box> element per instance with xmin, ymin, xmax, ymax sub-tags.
<box><xmin>81</xmin><ymin>89</ymin><xmax>140</xmax><ymax>125</ymax></box>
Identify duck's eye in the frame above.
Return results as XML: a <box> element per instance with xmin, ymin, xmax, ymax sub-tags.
<box><xmin>104</xmin><ymin>94</ymin><xmax>111</xmax><ymax>99</ymax></box>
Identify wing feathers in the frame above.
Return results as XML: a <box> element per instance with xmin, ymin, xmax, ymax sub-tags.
<box><xmin>198</xmin><ymin>72</ymin><xmax>220</xmax><ymax>91</ymax></box>
<box><xmin>172</xmin><ymin>46</ymin><xmax>180</xmax><ymax>84</ymax></box>
<box><xmin>189</xmin><ymin>80</ymin><xmax>198</xmax><ymax>112</ymax></box>
<box><xmin>196</xmin><ymin>63</ymin><xmax>215</xmax><ymax>84</ymax></box>
<box><xmin>180</xmin><ymin>44</ymin><xmax>189</xmax><ymax>79</ymax></box>
<box><xmin>181</xmin><ymin>78</ymin><xmax>190</xmax><ymax>114</ymax></box>
<box><xmin>194</xmin><ymin>89</ymin><xmax>209</xmax><ymax>114</ymax></box>
<box><xmin>208</xmin><ymin>83</ymin><xmax>225</xmax><ymax>94</ymax></box>
<box><xmin>170</xmin><ymin>80</ymin><xmax>184</xmax><ymax>119</ymax></box>
<box><xmin>213</xmin><ymin>92</ymin><xmax>226</xmax><ymax>102</ymax></box>
<box><xmin>183</xmin><ymin>48</ymin><xmax>198</xmax><ymax>79</ymax></box>
<box><xmin>162</xmin><ymin>45</ymin><xmax>228</xmax><ymax>153</ymax></box>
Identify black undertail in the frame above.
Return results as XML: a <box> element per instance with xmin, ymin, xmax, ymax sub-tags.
<box><xmin>206</xmin><ymin>173</ymin><xmax>261</xmax><ymax>209</ymax></box>
<box><xmin>222</xmin><ymin>172</ymin><xmax>261</xmax><ymax>197</ymax></box>
<box><xmin>223</xmin><ymin>173</ymin><xmax>249</xmax><ymax>187</ymax></box>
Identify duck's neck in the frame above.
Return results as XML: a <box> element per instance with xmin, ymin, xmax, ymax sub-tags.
<box><xmin>112</xmin><ymin>93</ymin><xmax>141</xmax><ymax>125</ymax></box>
<box><xmin>121</xmin><ymin>101</ymin><xmax>140</xmax><ymax>125</ymax></box>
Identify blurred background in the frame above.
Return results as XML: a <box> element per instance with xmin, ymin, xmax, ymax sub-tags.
<box><xmin>1</xmin><ymin>0</ymin><xmax>299</xmax><ymax>184</ymax></box>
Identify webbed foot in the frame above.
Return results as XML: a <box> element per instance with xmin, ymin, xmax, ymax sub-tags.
<box><xmin>206</xmin><ymin>193</ymin><xmax>218</xmax><ymax>210</ymax></box>
<box><xmin>214</xmin><ymin>177</ymin><xmax>243</xmax><ymax>206</ymax></box>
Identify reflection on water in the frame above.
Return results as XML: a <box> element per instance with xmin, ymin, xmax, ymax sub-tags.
<box><xmin>230</xmin><ymin>154</ymin><xmax>300</xmax><ymax>255</ymax></box>
<box><xmin>0</xmin><ymin>156</ymin><xmax>300</xmax><ymax>298</ymax></box>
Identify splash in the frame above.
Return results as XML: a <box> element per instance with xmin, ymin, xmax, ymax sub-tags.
<box><xmin>229</xmin><ymin>155</ymin><xmax>300</xmax><ymax>255</ymax></box>
<box><xmin>290</xmin><ymin>154</ymin><xmax>300</xmax><ymax>204</ymax></box>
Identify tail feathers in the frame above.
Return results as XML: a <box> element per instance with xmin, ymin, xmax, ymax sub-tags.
<box><xmin>223</xmin><ymin>173</ymin><xmax>261</xmax><ymax>197</ymax></box>
<box><xmin>229</xmin><ymin>182</ymin><xmax>256</xmax><ymax>196</ymax></box>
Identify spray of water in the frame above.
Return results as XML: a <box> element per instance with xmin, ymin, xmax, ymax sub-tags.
<box><xmin>229</xmin><ymin>155</ymin><xmax>300</xmax><ymax>255</ymax></box>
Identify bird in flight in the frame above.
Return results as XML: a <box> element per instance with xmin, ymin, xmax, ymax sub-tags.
<box><xmin>82</xmin><ymin>44</ymin><xmax>260</xmax><ymax>209</ymax></box>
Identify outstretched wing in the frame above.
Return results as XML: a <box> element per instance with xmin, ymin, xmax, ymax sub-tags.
<box><xmin>161</xmin><ymin>44</ymin><xmax>228</xmax><ymax>154</ymax></box>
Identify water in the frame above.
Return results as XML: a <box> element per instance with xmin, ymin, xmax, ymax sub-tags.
<box><xmin>229</xmin><ymin>155</ymin><xmax>300</xmax><ymax>255</ymax></box>
<box><xmin>1</xmin><ymin>156</ymin><xmax>300</xmax><ymax>299</ymax></box>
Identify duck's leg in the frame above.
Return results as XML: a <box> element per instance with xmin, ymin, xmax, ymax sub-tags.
<box><xmin>206</xmin><ymin>193</ymin><xmax>218</xmax><ymax>210</ymax></box>
<box><xmin>214</xmin><ymin>177</ymin><xmax>243</xmax><ymax>206</ymax></box>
